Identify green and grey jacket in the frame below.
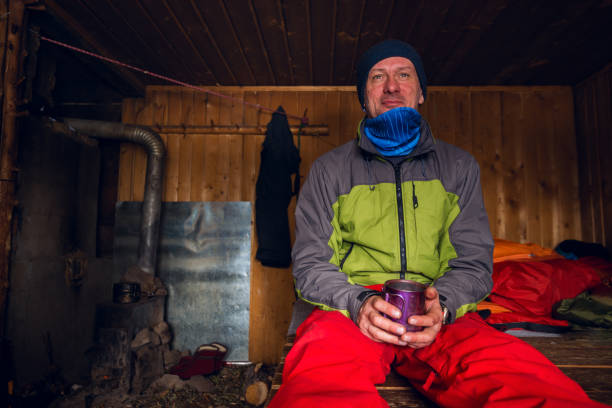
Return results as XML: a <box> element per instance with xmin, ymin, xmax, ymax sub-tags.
<box><xmin>292</xmin><ymin>118</ymin><xmax>494</xmax><ymax>324</ymax></box>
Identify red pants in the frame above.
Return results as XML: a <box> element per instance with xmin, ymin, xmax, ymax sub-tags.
<box><xmin>269</xmin><ymin>309</ymin><xmax>609</xmax><ymax>408</ymax></box>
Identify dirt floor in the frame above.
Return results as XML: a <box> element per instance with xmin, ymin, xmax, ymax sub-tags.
<box><xmin>11</xmin><ymin>364</ymin><xmax>277</xmax><ymax>408</ymax></box>
<box><xmin>124</xmin><ymin>364</ymin><xmax>276</xmax><ymax>408</ymax></box>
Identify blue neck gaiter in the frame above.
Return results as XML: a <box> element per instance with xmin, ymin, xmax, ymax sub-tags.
<box><xmin>363</xmin><ymin>107</ymin><xmax>421</xmax><ymax>157</ymax></box>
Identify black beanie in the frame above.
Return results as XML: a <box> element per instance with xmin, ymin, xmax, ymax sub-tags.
<box><xmin>356</xmin><ymin>39</ymin><xmax>427</xmax><ymax>107</ymax></box>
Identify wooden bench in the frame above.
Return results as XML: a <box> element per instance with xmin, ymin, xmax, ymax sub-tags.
<box><xmin>266</xmin><ymin>330</ymin><xmax>612</xmax><ymax>407</ymax></box>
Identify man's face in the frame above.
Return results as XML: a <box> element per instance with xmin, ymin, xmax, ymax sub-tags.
<box><xmin>364</xmin><ymin>56</ymin><xmax>424</xmax><ymax>118</ymax></box>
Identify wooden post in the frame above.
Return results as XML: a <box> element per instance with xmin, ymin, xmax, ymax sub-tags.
<box><xmin>0</xmin><ymin>0</ymin><xmax>27</xmax><ymax>335</ymax></box>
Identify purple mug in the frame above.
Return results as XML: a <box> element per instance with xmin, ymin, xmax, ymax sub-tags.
<box><xmin>383</xmin><ymin>279</ymin><xmax>427</xmax><ymax>332</ymax></box>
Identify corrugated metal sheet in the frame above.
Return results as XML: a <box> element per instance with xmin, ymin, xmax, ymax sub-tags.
<box><xmin>114</xmin><ymin>201</ymin><xmax>251</xmax><ymax>361</ymax></box>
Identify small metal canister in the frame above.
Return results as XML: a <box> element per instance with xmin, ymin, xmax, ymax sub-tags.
<box><xmin>383</xmin><ymin>279</ymin><xmax>427</xmax><ymax>332</ymax></box>
<box><xmin>113</xmin><ymin>282</ymin><xmax>141</xmax><ymax>304</ymax></box>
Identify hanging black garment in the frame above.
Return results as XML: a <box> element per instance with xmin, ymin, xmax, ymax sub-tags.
<box><xmin>255</xmin><ymin>106</ymin><xmax>301</xmax><ymax>267</ymax></box>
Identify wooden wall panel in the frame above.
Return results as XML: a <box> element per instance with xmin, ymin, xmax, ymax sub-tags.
<box><xmin>471</xmin><ymin>91</ymin><xmax>502</xmax><ymax>239</ymax></box>
<box><xmin>119</xmin><ymin>85</ymin><xmax>582</xmax><ymax>364</ymax></box>
<box><xmin>523</xmin><ymin>92</ymin><xmax>546</xmax><ymax>246</ymax></box>
<box><xmin>500</xmin><ymin>92</ymin><xmax>527</xmax><ymax>242</ymax></box>
<box><xmin>574</xmin><ymin>64</ymin><xmax>612</xmax><ymax>248</ymax></box>
<box><xmin>553</xmin><ymin>89</ymin><xmax>582</xmax><ymax>241</ymax></box>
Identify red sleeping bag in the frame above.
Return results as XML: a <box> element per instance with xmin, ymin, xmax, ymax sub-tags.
<box><xmin>485</xmin><ymin>257</ymin><xmax>609</xmax><ymax>328</ymax></box>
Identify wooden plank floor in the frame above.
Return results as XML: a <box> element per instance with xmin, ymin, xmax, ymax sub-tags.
<box><xmin>266</xmin><ymin>330</ymin><xmax>612</xmax><ymax>407</ymax></box>
<box><xmin>521</xmin><ymin>330</ymin><xmax>612</xmax><ymax>405</ymax></box>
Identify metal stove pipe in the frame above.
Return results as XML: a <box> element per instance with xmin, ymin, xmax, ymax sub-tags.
<box><xmin>62</xmin><ymin>118</ymin><xmax>165</xmax><ymax>275</ymax></box>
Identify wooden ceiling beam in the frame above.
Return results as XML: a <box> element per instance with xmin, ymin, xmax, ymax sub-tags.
<box><xmin>42</xmin><ymin>1</ymin><xmax>611</xmax><ymax>88</ymax></box>
<box><xmin>348</xmin><ymin>0</ymin><xmax>367</xmax><ymax>84</ymax></box>
<box><xmin>526</xmin><ymin>4</ymin><xmax>612</xmax><ymax>85</ymax></box>
<box><xmin>218</xmin><ymin>0</ymin><xmax>257</xmax><ymax>85</ymax></box>
<box><xmin>350</xmin><ymin>0</ymin><xmax>396</xmax><ymax>80</ymax></box>
<box><xmin>189</xmin><ymin>0</ymin><xmax>238</xmax><ymax>84</ymax></box>
<box><xmin>249</xmin><ymin>0</ymin><xmax>291</xmax><ymax>84</ymax></box>
<box><xmin>454</xmin><ymin>1</ymin><xmax>552</xmax><ymax>84</ymax></box>
<box><xmin>305</xmin><ymin>0</ymin><xmax>313</xmax><ymax>84</ymax></box>
<box><xmin>276</xmin><ymin>0</ymin><xmax>295</xmax><ymax>85</ymax></box>
<box><xmin>224</xmin><ymin>0</ymin><xmax>278</xmax><ymax>84</ymax></box>
<box><xmin>402</xmin><ymin>0</ymin><xmax>425</xmax><ymax>45</ymax></box>
<box><xmin>411</xmin><ymin>0</ymin><xmax>454</xmax><ymax>77</ymax></box>
<box><xmin>282</xmin><ymin>0</ymin><xmax>311</xmax><ymax>84</ymax></box>
<box><xmin>329</xmin><ymin>0</ymin><xmax>338</xmax><ymax>84</ymax></box>
<box><xmin>135</xmin><ymin>0</ymin><xmax>201</xmax><ymax>84</ymax></box>
<box><xmin>162</xmin><ymin>0</ymin><xmax>219</xmax><ymax>84</ymax></box>
<box><xmin>433</xmin><ymin>0</ymin><xmax>507</xmax><ymax>83</ymax></box>
<box><xmin>401</xmin><ymin>0</ymin><xmax>455</xmax><ymax>82</ymax></box>
<box><xmin>381</xmin><ymin>0</ymin><xmax>395</xmax><ymax>38</ymax></box>
<box><xmin>45</xmin><ymin>0</ymin><xmax>145</xmax><ymax>94</ymax></box>
<box><xmin>309</xmin><ymin>0</ymin><xmax>334</xmax><ymax>84</ymax></box>
<box><xmin>331</xmin><ymin>0</ymin><xmax>364</xmax><ymax>84</ymax></box>
<box><xmin>77</xmin><ymin>1</ymin><xmax>134</xmax><ymax>60</ymax></box>
<box><xmin>492</xmin><ymin>0</ymin><xmax>601</xmax><ymax>84</ymax></box>
<box><xmin>248</xmin><ymin>0</ymin><xmax>276</xmax><ymax>85</ymax></box>
<box><xmin>383</xmin><ymin>0</ymin><xmax>425</xmax><ymax>55</ymax></box>
<box><xmin>426</xmin><ymin>0</ymin><xmax>482</xmax><ymax>83</ymax></box>
<box><xmin>102</xmin><ymin>0</ymin><xmax>175</xmax><ymax>79</ymax></box>
<box><xmin>107</xmin><ymin>0</ymin><xmax>188</xmax><ymax>82</ymax></box>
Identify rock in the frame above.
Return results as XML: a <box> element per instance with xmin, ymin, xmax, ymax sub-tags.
<box><xmin>121</xmin><ymin>265</ymin><xmax>166</xmax><ymax>296</ymax></box>
<box><xmin>133</xmin><ymin>345</ymin><xmax>165</xmax><ymax>394</ymax></box>
<box><xmin>152</xmin><ymin>321</ymin><xmax>172</xmax><ymax>344</ymax></box>
<box><xmin>151</xmin><ymin>332</ymin><xmax>162</xmax><ymax>346</ymax></box>
<box><xmin>84</xmin><ymin>388</ymin><xmax>131</xmax><ymax>408</ymax></box>
<box><xmin>245</xmin><ymin>381</ymin><xmax>268</xmax><ymax>406</ymax></box>
<box><xmin>49</xmin><ymin>391</ymin><xmax>88</xmax><ymax>408</ymax></box>
<box><xmin>70</xmin><ymin>384</ymin><xmax>83</xmax><ymax>393</ymax></box>
<box><xmin>131</xmin><ymin>328</ymin><xmax>155</xmax><ymax>349</ymax></box>
<box><xmin>148</xmin><ymin>374</ymin><xmax>185</xmax><ymax>392</ymax></box>
<box><xmin>163</xmin><ymin>349</ymin><xmax>183</xmax><ymax>370</ymax></box>
<box><xmin>184</xmin><ymin>375</ymin><xmax>215</xmax><ymax>393</ymax></box>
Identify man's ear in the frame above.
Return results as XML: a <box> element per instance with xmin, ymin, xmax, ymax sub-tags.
<box><xmin>418</xmin><ymin>90</ymin><xmax>425</xmax><ymax>105</ymax></box>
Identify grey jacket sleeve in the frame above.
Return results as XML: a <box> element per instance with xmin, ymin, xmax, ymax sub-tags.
<box><xmin>291</xmin><ymin>158</ymin><xmax>369</xmax><ymax>322</ymax></box>
<box><xmin>433</xmin><ymin>155</ymin><xmax>494</xmax><ymax>322</ymax></box>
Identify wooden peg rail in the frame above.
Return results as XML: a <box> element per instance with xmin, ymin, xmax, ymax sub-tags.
<box><xmin>147</xmin><ymin>124</ymin><xmax>329</xmax><ymax>136</ymax></box>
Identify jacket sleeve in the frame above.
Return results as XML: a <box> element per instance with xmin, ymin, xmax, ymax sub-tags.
<box><xmin>291</xmin><ymin>158</ymin><xmax>371</xmax><ymax>322</ymax></box>
<box><xmin>433</xmin><ymin>155</ymin><xmax>494</xmax><ymax>322</ymax></box>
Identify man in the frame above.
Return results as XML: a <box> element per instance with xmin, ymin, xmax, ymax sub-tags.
<box><xmin>269</xmin><ymin>40</ymin><xmax>607</xmax><ymax>408</ymax></box>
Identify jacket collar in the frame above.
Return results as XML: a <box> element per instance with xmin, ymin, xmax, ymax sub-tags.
<box><xmin>357</xmin><ymin>116</ymin><xmax>435</xmax><ymax>159</ymax></box>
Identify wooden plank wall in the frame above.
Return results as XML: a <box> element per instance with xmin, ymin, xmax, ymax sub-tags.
<box><xmin>120</xmin><ymin>85</ymin><xmax>581</xmax><ymax>364</ymax></box>
<box><xmin>574</xmin><ymin>64</ymin><xmax>612</xmax><ymax>248</ymax></box>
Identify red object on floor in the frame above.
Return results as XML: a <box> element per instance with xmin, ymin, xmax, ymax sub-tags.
<box><xmin>269</xmin><ymin>309</ymin><xmax>609</xmax><ymax>408</ymax></box>
<box><xmin>168</xmin><ymin>343</ymin><xmax>228</xmax><ymax>379</ymax></box>
<box><xmin>484</xmin><ymin>310</ymin><xmax>570</xmax><ymax>327</ymax></box>
<box><xmin>489</xmin><ymin>257</ymin><xmax>603</xmax><ymax>318</ymax></box>
<box><xmin>474</xmin><ymin>256</ymin><xmax>612</xmax><ymax>328</ymax></box>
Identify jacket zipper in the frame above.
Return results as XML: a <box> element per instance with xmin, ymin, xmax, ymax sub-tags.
<box><xmin>412</xmin><ymin>181</ymin><xmax>419</xmax><ymax>241</ymax></box>
<box><xmin>339</xmin><ymin>243</ymin><xmax>354</xmax><ymax>270</ymax></box>
<box><xmin>393</xmin><ymin>163</ymin><xmax>407</xmax><ymax>280</ymax></box>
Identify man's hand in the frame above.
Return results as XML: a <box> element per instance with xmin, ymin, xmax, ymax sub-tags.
<box><xmin>399</xmin><ymin>286</ymin><xmax>444</xmax><ymax>348</ymax></box>
<box><xmin>356</xmin><ymin>295</ymin><xmax>409</xmax><ymax>345</ymax></box>
<box><xmin>356</xmin><ymin>286</ymin><xmax>444</xmax><ymax>348</ymax></box>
